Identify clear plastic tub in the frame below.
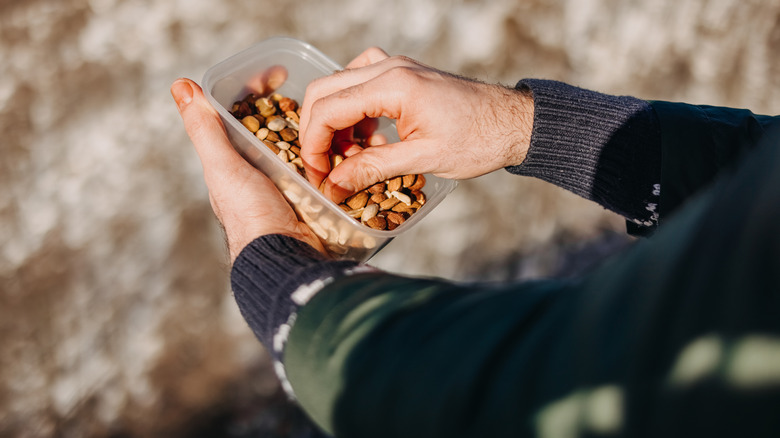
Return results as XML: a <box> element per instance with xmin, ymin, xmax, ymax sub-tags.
<box><xmin>202</xmin><ymin>37</ymin><xmax>457</xmax><ymax>261</ymax></box>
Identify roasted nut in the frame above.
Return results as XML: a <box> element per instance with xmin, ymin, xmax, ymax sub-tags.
<box><xmin>367</xmin><ymin>182</ymin><xmax>385</xmax><ymax>194</ymax></box>
<box><xmin>330</xmin><ymin>154</ymin><xmax>343</xmax><ymax>169</ymax></box>
<box><xmin>379</xmin><ymin>197</ymin><xmax>400</xmax><ymax>210</ymax></box>
<box><xmin>370</xmin><ymin>192</ymin><xmax>387</xmax><ymax>204</ymax></box>
<box><xmin>231</xmin><ymin>91</ymin><xmax>428</xmax><ymax>236</ymax></box>
<box><xmin>263</xmin><ymin>140</ymin><xmax>280</xmax><ymax>154</ymax></box>
<box><xmin>279</xmin><ymin>97</ymin><xmax>297</xmax><ymax>112</ymax></box>
<box><xmin>387</xmin><ymin>176</ymin><xmax>403</xmax><ymax>192</ymax></box>
<box><xmin>265</xmin><ymin>130</ymin><xmax>280</xmax><ymax>143</ymax></box>
<box><xmin>285</xmin><ymin>110</ymin><xmax>300</xmax><ymax>123</ymax></box>
<box><xmin>391</xmin><ymin>202</ymin><xmax>414</xmax><ymax>214</ymax></box>
<box><xmin>280</xmin><ymin>127</ymin><xmax>298</xmax><ymax>142</ymax></box>
<box><xmin>346</xmin><ymin>191</ymin><xmax>369</xmax><ymax>210</ymax></box>
<box><xmin>255</xmin><ymin>127</ymin><xmax>270</xmax><ymax>140</ymax></box>
<box><xmin>366</xmin><ymin>216</ymin><xmax>387</xmax><ymax>230</ymax></box>
<box><xmin>412</xmin><ymin>190</ymin><xmax>426</xmax><ymax>205</ymax></box>
<box><xmin>390</xmin><ymin>191</ymin><xmax>412</xmax><ymax>206</ymax></box>
<box><xmin>361</xmin><ymin>204</ymin><xmax>379</xmax><ymax>222</ymax></box>
<box><xmin>241</xmin><ymin>115</ymin><xmax>261</xmax><ymax>133</ymax></box>
<box><xmin>409</xmin><ymin>174</ymin><xmax>426</xmax><ymax>191</ymax></box>
<box><xmin>267</xmin><ymin>117</ymin><xmax>287</xmax><ymax>132</ymax></box>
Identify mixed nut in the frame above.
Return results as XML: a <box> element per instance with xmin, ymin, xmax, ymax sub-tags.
<box><xmin>230</xmin><ymin>92</ymin><xmax>426</xmax><ymax>231</ymax></box>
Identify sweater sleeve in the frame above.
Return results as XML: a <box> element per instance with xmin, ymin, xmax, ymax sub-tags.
<box><xmin>507</xmin><ymin>79</ymin><xmax>663</xmax><ymax>235</ymax></box>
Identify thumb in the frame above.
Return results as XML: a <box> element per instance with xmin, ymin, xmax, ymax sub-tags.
<box><xmin>171</xmin><ymin>78</ymin><xmax>251</xmax><ymax>180</ymax></box>
<box><xmin>322</xmin><ymin>139</ymin><xmax>431</xmax><ymax>203</ymax></box>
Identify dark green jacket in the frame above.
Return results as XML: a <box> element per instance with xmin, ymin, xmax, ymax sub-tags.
<box><xmin>231</xmin><ymin>80</ymin><xmax>780</xmax><ymax>438</ymax></box>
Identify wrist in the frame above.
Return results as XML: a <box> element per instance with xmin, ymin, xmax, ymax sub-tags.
<box><xmin>482</xmin><ymin>84</ymin><xmax>534</xmax><ymax>169</ymax></box>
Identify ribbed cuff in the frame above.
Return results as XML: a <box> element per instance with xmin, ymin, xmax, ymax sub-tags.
<box><xmin>230</xmin><ymin>234</ymin><xmax>359</xmax><ymax>352</ymax></box>
<box><xmin>507</xmin><ymin>79</ymin><xmax>662</xmax><ymax>231</ymax></box>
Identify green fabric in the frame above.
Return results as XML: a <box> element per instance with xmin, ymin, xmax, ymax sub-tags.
<box><xmin>650</xmin><ymin>101</ymin><xmax>778</xmax><ymax>220</ymax></box>
<box><xmin>285</xmin><ymin>105</ymin><xmax>780</xmax><ymax>438</ymax></box>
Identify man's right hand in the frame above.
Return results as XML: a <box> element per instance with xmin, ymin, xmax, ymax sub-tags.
<box><xmin>298</xmin><ymin>48</ymin><xmax>536</xmax><ymax>203</ymax></box>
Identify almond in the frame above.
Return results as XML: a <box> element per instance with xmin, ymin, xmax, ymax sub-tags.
<box><xmin>387</xmin><ymin>176</ymin><xmax>403</xmax><ymax>192</ymax></box>
<box><xmin>346</xmin><ymin>191</ymin><xmax>369</xmax><ymax>210</ymax></box>
<box><xmin>379</xmin><ymin>197</ymin><xmax>400</xmax><ymax>210</ymax></box>
<box><xmin>409</xmin><ymin>174</ymin><xmax>426</xmax><ymax>191</ymax></box>
<box><xmin>366</xmin><ymin>216</ymin><xmax>387</xmax><ymax>230</ymax></box>
<box><xmin>368</xmin><ymin>182</ymin><xmax>386</xmax><ymax>194</ymax></box>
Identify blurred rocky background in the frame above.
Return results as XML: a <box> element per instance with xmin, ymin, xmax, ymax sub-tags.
<box><xmin>1</xmin><ymin>0</ymin><xmax>778</xmax><ymax>436</ymax></box>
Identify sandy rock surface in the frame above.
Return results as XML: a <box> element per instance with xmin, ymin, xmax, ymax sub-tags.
<box><xmin>1</xmin><ymin>0</ymin><xmax>778</xmax><ymax>436</ymax></box>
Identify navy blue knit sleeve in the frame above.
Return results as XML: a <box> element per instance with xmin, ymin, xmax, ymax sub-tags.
<box><xmin>507</xmin><ymin>79</ymin><xmax>662</xmax><ymax>235</ymax></box>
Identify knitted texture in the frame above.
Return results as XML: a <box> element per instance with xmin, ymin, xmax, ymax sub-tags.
<box><xmin>508</xmin><ymin>79</ymin><xmax>662</xmax><ymax>230</ymax></box>
<box><xmin>231</xmin><ymin>234</ymin><xmax>359</xmax><ymax>352</ymax></box>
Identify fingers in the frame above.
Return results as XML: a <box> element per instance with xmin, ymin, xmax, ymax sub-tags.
<box><xmin>171</xmin><ymin>78</ymin><xmax>251</xmax><ymax>183</ymax></box>
<box><xmin>298</xmin><ymin>56</ymin><xmax>419</xmax><ymax>186</ymax></box>
<box><xmin>344</xmin><ymin>47</ymin><xmax>390</xmax><ymax>69</ymax></box>
<box><xmin>321</xmin><ymin>139</ymin><xmax>433</xmax><ymax>203</ymax></box>
<box><xmin>244</xmin><ymin>65</ymin><xmax>288</xmax><ymax>96</ymax></box>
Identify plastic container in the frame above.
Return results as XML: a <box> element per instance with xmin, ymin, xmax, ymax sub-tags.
<box><xmin>202</xmin><ymin>37</ymin><xmax>457</xmax><ymax>261</ymax></box>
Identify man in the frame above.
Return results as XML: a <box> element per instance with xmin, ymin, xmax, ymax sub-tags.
<box><xmin>172</xmin><ymin>48</ymin><xmax>780</xmax><ymax>437</ymax></box>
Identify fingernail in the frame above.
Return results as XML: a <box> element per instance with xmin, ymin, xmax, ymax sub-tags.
<box><xmin>171</xmin><ymin>79</ymin><xmax>193</xmax><ymax>108</ymax></box>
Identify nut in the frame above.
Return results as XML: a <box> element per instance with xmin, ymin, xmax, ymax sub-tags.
<box><xmin>255</xmin><ymin>127</ymin><xmax>270</xmax><ymax>140</ymax></box>
<box><xmin>280</xmin><ymin>127</ymin><xmax>298</xmax><ymax>142</ymax></box>
<box><xmin>365</xmin><ymin>216</ymin><xmax>387</xmax><ymax>230</ymax></box>
<box><xmin>409</xmin><ymin>174</ymin><xmax>426</xmax><ymax>191</ymax></box>
<box><xmin>346</xmin><ymin>191</ymin><xmax>369</xmax><ymax>210</ymax></box>
<box><xmin>387</xmin><ymin>176</ymin><xmax>403</xmax><ymax>192</ymax></box>
<box><xmin>379</xmin><ymin>196</ymin><xmax>400</xmax><ymax>210</ymax></box>
<box><xmin>279</xmin><ymin>97</ymin><xmax>297</xmax><ymax>112</ymax></box>
<box><xmin>263</xmin><ymin>140</ymin><xmax>280</xmax><ymax>154</ymax></box>
<box><xmin>267</xmin><ymin>117</ymin><xmax>287</xmax><ymax>132</ymax></box>
<box><xmin>361</xmin><ymin>203</ymin><xmax>379</xmax><ymax>222</ymax></box>
<box><xmin>241</xmin><ymin>115</ymin><xmax>261</xmax><ymax>133</ymax></box>
<box><xmin>231</xmin><ymin>91</ymin><xmax>429</xmax><ymax>238</ymax></box>
<box><xmin>330</xmin><ymin>154</ymin><xmax>344</xmax><ymax>169</ymax></box>
<box><xmin>367</xmin><ymin>182</ymin><xmax>385</xmax><ymax>194</ymax></box>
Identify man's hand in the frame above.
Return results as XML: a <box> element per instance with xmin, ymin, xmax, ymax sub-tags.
<box><xmin>299</xmin><ymin>48</ymin><xmax>535</xmax><ymax>203</ymax></box>
<box><xmin>171</xmin><ymin>78</ymin><xmax>327</xmax><ymax>263</ymax></box>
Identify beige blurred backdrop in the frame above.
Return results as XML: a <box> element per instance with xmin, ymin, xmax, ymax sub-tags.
<box><xmin>1</xmin><ymin>0</ymin><xmax>779</xmax><ymax>436</ymax></box>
